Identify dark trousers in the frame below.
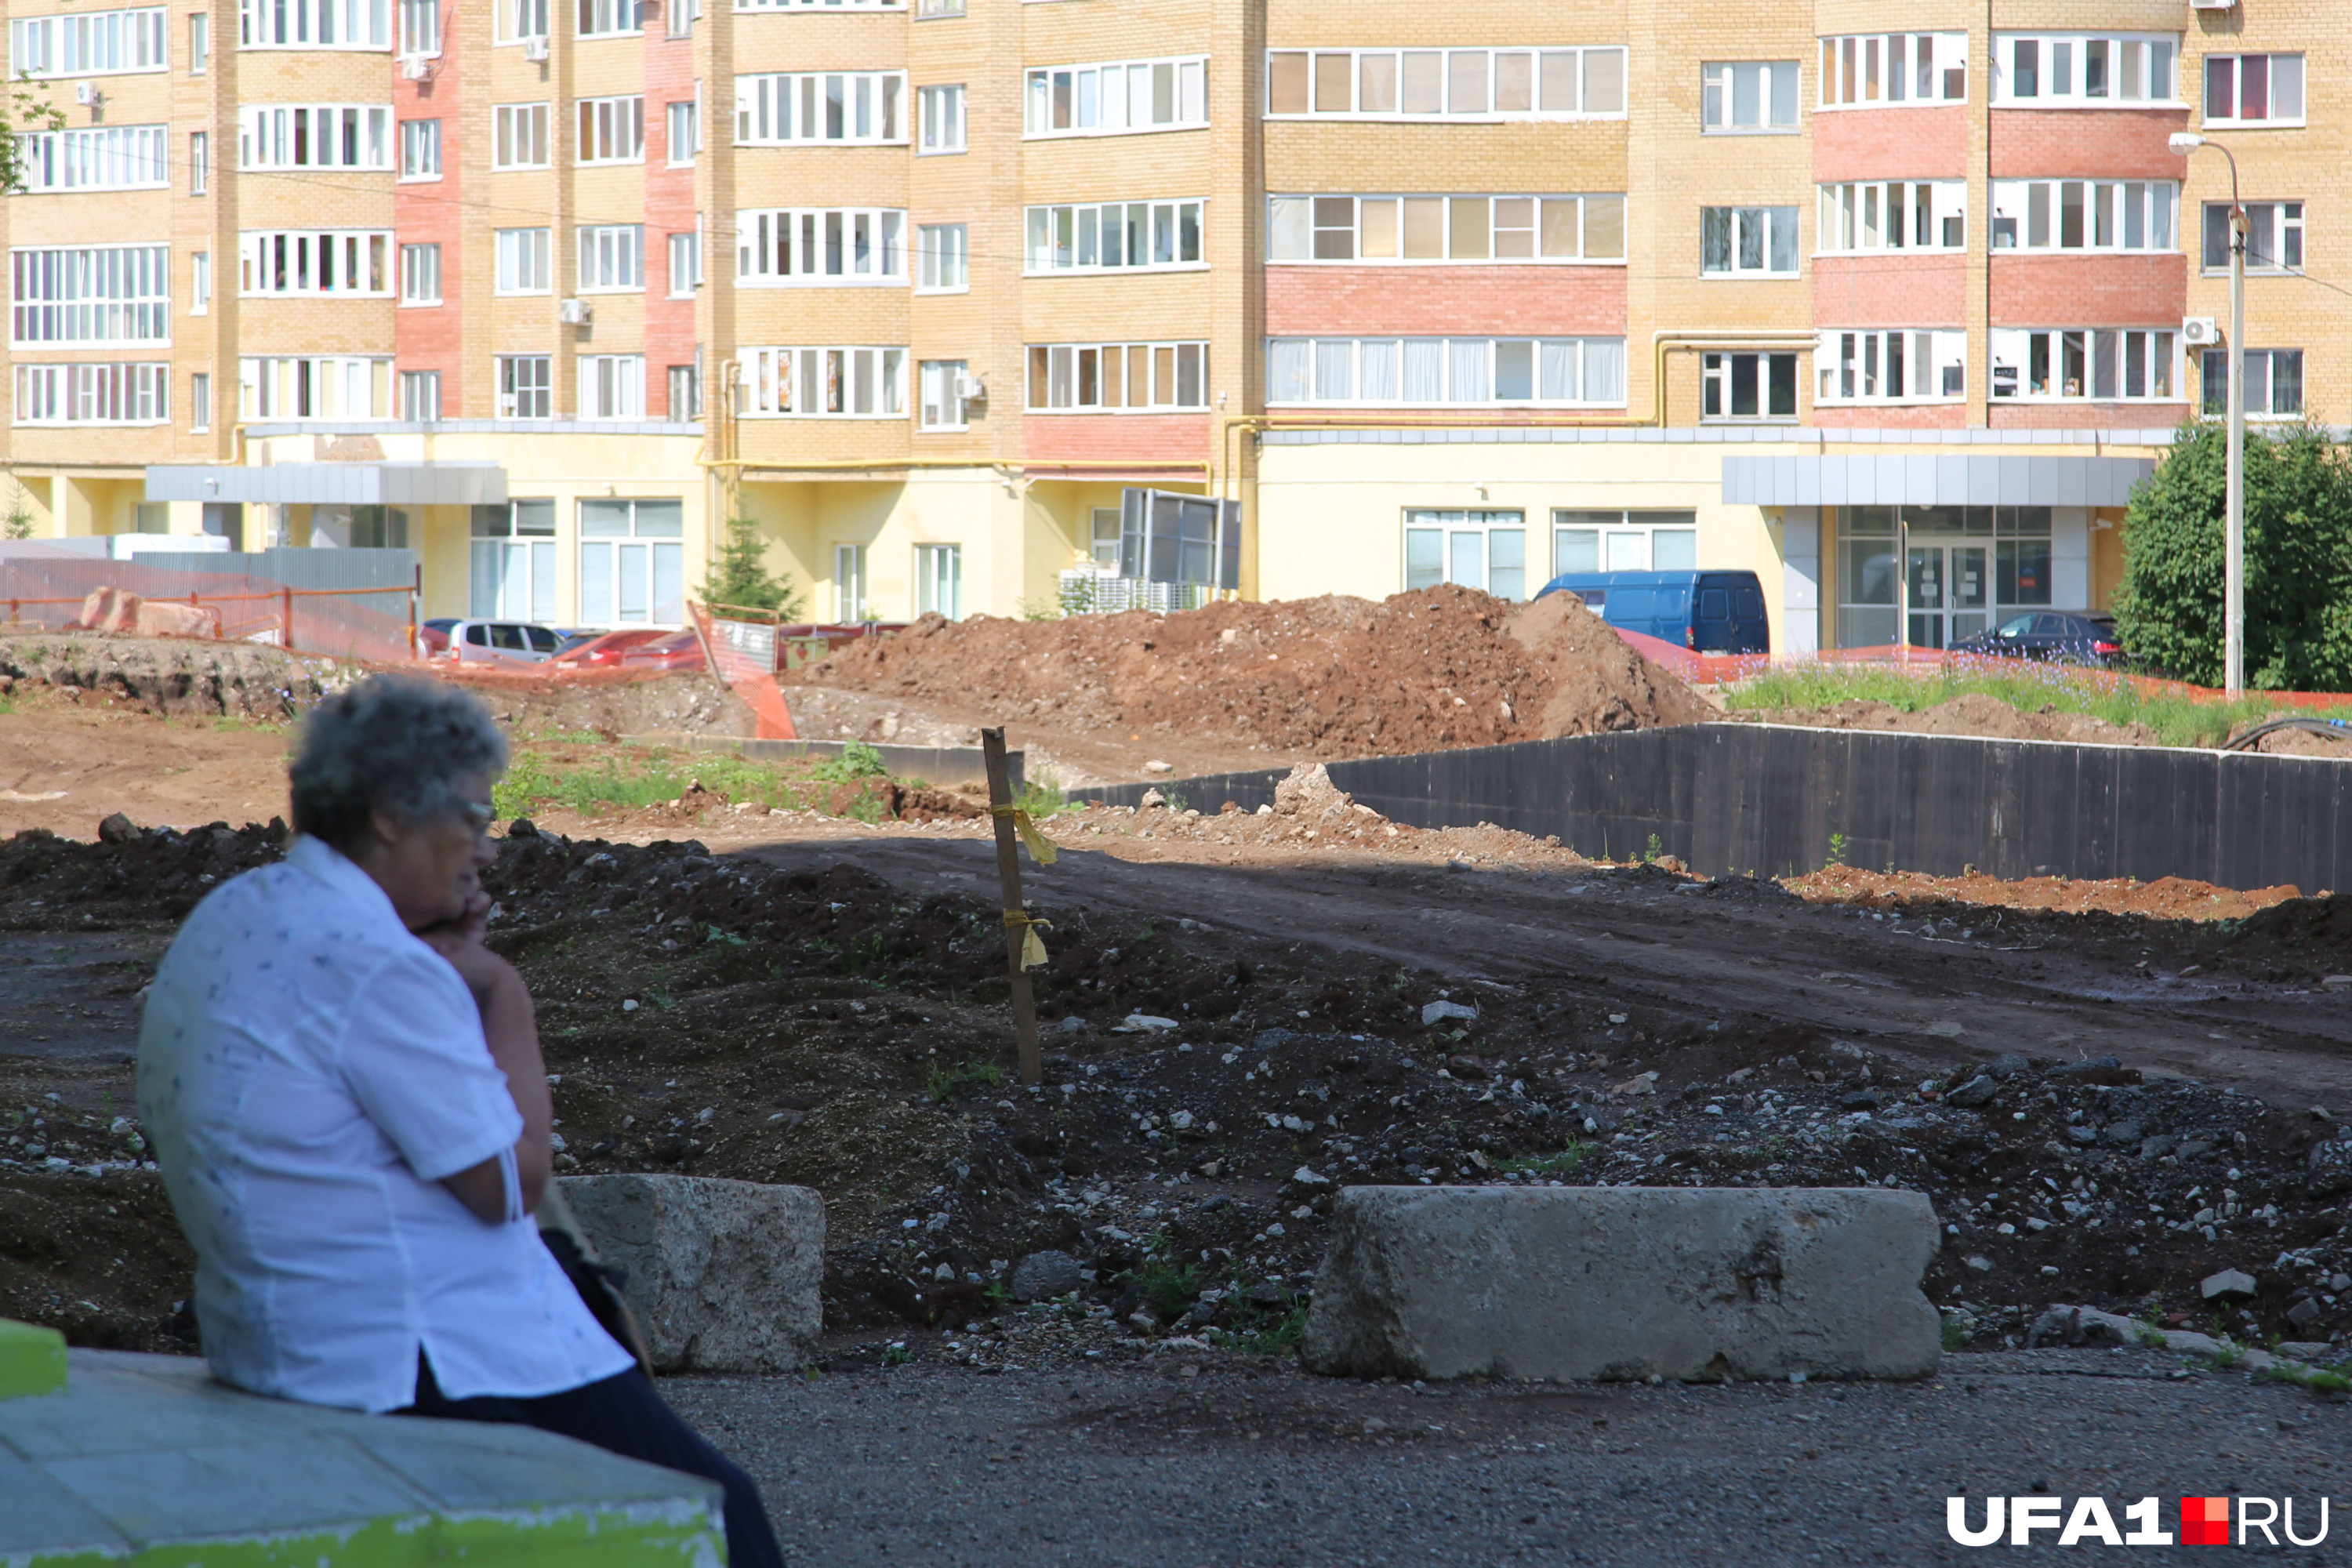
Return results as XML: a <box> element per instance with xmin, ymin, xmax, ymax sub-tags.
<box><xmin>401</xmin><ymin>1356</ymin><xmax>784</xmax><ymax>1568</ymax></box>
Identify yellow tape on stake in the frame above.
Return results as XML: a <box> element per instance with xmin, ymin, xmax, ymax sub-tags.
<box><xmin>1002</xmin><ymin>909</ymin><xmax>1051</xmax><ymax>968</ymax></box>
<box><xmin>991</xmin><ymin>804</ymin><xmax>1059</xmax><ymax>865</ymax></box>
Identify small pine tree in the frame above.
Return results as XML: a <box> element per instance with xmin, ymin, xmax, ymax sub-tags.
<box><xmin>2</xmin><ymin>487</ymin><xmax>33</xmax><ymax>541</ymax></box>
<box><xmin>703</xmin><ymin>515</ymin><xmax>805</xmax><ymax>621</ymax></box>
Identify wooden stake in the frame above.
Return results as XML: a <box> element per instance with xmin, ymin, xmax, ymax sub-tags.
<box><xmin>981</xmin><ymin>726</ymin><xmax>1043</xmax><ymax>1087</ymax></box>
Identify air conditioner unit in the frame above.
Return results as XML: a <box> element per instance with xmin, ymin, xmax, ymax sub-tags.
<box><xmin>558</xmin><ymin>298</ymin><xmax>591</xmax><ymax>325</ymax></box>
<box><xmin>954</xmin><ymin>372</ymin><xmax>986</xmax><ymax>402</ymax></box>
<box><xmin>399</xmin><ymin>54</ymin><xmax>430</xmax><ymax>79</ymax></box>
<box><xmin>521</xmin><ymin>34</ymin><xmax>549</xmax><ymax>60</ymax></box>
<box><xmin>74</xmin><ymin>82</ymin><xmax>100</xmax><ymax>105</ymax></box>
<box><xmin>2181</xmin><ymin>316</ymin><xmax>2220</xmax><ymax>347</ymax></box>
<box><xmin>2189</xmin><ymin>0</ymin><xmax>2236</xmax><ymax>11</ymax></box>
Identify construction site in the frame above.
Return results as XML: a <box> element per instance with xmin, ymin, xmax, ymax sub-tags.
<box><xmin>5</xmin><ymin>588</ymin><xmax>2352</xmax><ymax>1561</ymax></box>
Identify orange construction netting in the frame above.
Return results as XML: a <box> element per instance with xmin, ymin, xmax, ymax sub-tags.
<box><xmin>0</xmin><ymin>551</ymin><xmax>418</xmax><ymax>665</ymax></box>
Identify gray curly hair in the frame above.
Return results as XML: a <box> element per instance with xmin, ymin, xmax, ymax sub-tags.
<box><xmin>289</xmin><ymin>674</ymin><xmax>509</xmax><ymax>851</ymax></box>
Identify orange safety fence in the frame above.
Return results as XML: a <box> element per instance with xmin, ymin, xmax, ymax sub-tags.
<box><xmin>0</xmin><ymin>554</ymin><xmax>418</xmax><ymax>665</ymax></box>
<box><xmin>688</xmin><ymin>600</ymin><xmax>797</xmax><ymax>739</ymax></box>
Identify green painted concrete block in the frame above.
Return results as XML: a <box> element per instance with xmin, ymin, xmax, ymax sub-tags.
<box><xmin>0</xmin><ymin>1320</ymin><xmax>67</xmax><ymax>1403</ymax></box>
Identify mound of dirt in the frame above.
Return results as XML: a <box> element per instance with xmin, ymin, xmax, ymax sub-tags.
<box><xmin>789</xmin><ymin>586</ymin><xmax>1711</xmax><ymax>758</ymax></box>
<box><xmin>443</xmin><ymin>670</ymin><xmax>753</xmax><ymax>739</ymax></box>
<box><xmin>0</xmin><ymin>632</ymin><xmax>341</xmax><ymax>718</ymax></box>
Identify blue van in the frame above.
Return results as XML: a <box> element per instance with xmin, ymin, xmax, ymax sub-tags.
<box><xmin>1535</xmin><ymin>569</ymin><xmax>1771</xmax><ymax>655</ymax></box>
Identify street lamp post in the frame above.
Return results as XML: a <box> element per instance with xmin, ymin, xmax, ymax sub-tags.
<box><xmin>2171</xmin><ymin>131</ymin><xmax>2246</xmax><ymax>697</ymax></box>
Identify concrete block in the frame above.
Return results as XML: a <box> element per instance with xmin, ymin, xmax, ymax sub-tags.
<box><xmin>559</xmin><ymin>1174</ymin><xmax>823</xmax><ymax>1374</ymax></box>
<box><xmin>1301</xmin><ymin>1186</ymin><xmax>1941</xmax><ymax>1384</ymax></box>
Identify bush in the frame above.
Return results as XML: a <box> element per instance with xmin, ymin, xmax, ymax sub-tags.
<box><xmin>702</xmin><ymin>515</ymin><xmax>806</xmax><ymax>622</ymax></box>
<box><xmin>2112</xmin><ymin>423</ymin><xmax>2352</xmax><ymax>691</ymax></box>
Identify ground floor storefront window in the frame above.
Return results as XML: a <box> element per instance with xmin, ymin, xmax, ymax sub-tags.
<box><xmin>1835</xmin><ymin>506</ymin><xmax>2050</xmax><ymax>648</ymax></box>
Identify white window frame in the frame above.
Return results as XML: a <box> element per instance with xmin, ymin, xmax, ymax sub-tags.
<box><xmin>1701</xmin><ymin>352</ymin><xmax>1800</xmax><ymax>421</ymax></box>
<box><xmin>918</xmin><ymin>84</ymin><xmax>964</xmax><ymax>152</ymax></box>
<box><xmin>913</xmin><ymin>543</ymin><xmax>960</xmax><ymax>620</ymax></box>
<box><xmin>1550</xmin><ymin>510</ymin><xmax>1701</xmax><ymax>577</ymax></box>
<box><xmin>666</xmin><ymin>361</ymin><xmax>701</xmax><ymax>417</ymax></box>
<box><xmin>238</xmin><ymin>0</ymin><xmax>393</xmax><ymax>49</ymax></box>
<box><xmin>666</xmin><ymin>98</ymin><xmax>699</xmax><ymax>164</ymax></box>
<box><xmin>398</xmin><ymin>241</ymin><xmax>441</xmax><ymax>303</ymax></box>
<box><xmin>575</xmin><ymin>224</ymin><xmax>643</xmax><ymax>292</ymax></box>
<box><xmin>1268</xmin><ymin>194</ymin><xmax>1624</xmax><ymax>263</ymax></box>
<box><xmin>1403</xmin><ymin>510</ymin><xmax>1529</xmax><ymax>599</ymax></box>
<box><xmin>1813</xmin><ymin>329</ymin><xmax>1968</xmax><ymax>405</ymax></box>
<box><xmin>735</xmin><ymin>0</ymin><xmax>901</xmax><ymax>9</ymax></box>
<box><xmin>575</xmin><ymin>95</ymin><xmax>644</xmax><ymax>163</ymax></box>
<box><xmin>739</xmin><ymin>347</ymin><xmax>908</xmax><ymax>417</ymax></box>
<box><xmin>495</xmin><ymin>227</ymin><xmax>552</xmax><ymax>293</ymax></box>
<box><xmin>16</xmin><ymin>126</ymin><xmax>170</xmax><ymax>191</ymax></box>
<box><xmin>1817</xmin><ymin>181</ymin><xmax>1968</xmax><ymax>254</ymax></box>
<box><xmin>1027</xmin><ymin>56</ymin><xmax>1207</xmax><ymax>136</ymax></box>
<box><xmin>191</xmin><ymin>370</ymin><xmax>211</xmax><ymax>430</ymax></box>
<box><xmin>9</xmin><ymin>245</ymin><xmax>172</xmax><ymax>348</ymax></box>
<box><xmin>191</xmin><ymin>250</ymin><xmax>210</xmax><ymax>313</ymax></box>
<box><xmin>577</xmin><ymin>354</ymin><xmax>645</xmax><ymax>419</ymax></box>
<box><xmin>735</xmin><ymin>72</ymin><xmax>907</xmax><ymax>144</ymax></box>
<box><xmin>1817</xmin><ymin>32</ymin><xmax>1968</xmax><ymax>107</ymax></box>
<box><xmin>1991</xmin><ymin>34</ymin><xmax>2180</xmax><ymax>106</ymax></box>
<box><xmin>500</xmin><ymin>0</ymin><xmax>548</xmax><ymax>41</ymax></box>
<box><xmin>667</xmin><ymin>230</ymin><xmax>701</xmax><ymax>296</ymax></box>
<box><xmin>1700</xmin><ymin>206</ymin><xmax>1801</xmax><ymax>277</ymax></box>
<box><xmin>575</xmin><ymin>0</ymin><xmax>637</xmax><ymax>38</ymax></box>
<box><xmin>13</xmin><ymin>362</ymin><xmax>170</xmax><ymax>425</ymax></box>
<box><xmin>397</xmin><ymin>0</ymin><xmax>438</xmax><ymax>54</ymax></box>
<box><xmin>399</xmin><ymin>368</ymin><xmax>441</xmax><ymax>419</ymax></box>
<box><xmin>2203</xmin><ymin>201</ymin><xmax>2302</xmax><ymax>274</ymax></box>
<box><xmin>1025</xmin><ymin>201</ymin><xmax>1204</xmax><ymax>274</ymax></box>
<box><xmin>1266</xmin><ymin>336</ymin><xmax>1626</xmax><ymax>408</ymax></box>
<box><xmin>1025</xmin><ymin>341</ymin><xmax>1209</xmax><ymax>412</ymax></box>
<box><xmin>1701</xmin><ymin>61</ymin><xmax>1799</xmax><ymax>132</ymax></box>
<box><xmin>1988</xmin><ymin>328</ymin><xmax>2180</xmax><ymax>402</ymax></box>
<box><xmin>576</xmin><ymin>499</ymin><xmax>684</xmax><ymax>627</ymax></box>
<box><xmin>496</xmin><ymin>354</ymin><xmax>554</xmax><ymax>419</ymax></box>
<box><xmin>190</xmin><ymin>12</ymin><xmax>209</xmax><ymax>72</ymax></box>
<box><xmin>2201</xmin><ymin>347</ymin><xmax>2303</xmax><ymax>419</ymax></box>
<box><xmin>493</xmin><ymin>103</ymin><xmax>552</xmax><ymax>169</ymax></box>
<box><xmin>239</xmin><ymin>105</ymin><xmax>394</xmax><ymax>170</ymax></box>
<box><xmin>191</xmin><ymin>130</ymin><xmax>209</xmax><ymax>192</ymax></box>
<box><xmin>1264</xmin><ymin>45</ymin><xmax>1624</xmax><ymax>121</ymax></box>
<box><xmin>916</xmin><ymin>223</ymin><xmax>967</xmax><ymax>292</ymax></box>
<box><xmin>833</xmin><ymin>543</ymin><xmax>867</xmax><ymax>622</ymax></box>
<box><xmin>736</xmin><ymin>209</ymin><xmax>906</xmax><ymax>285</ymax></box>
<box><xmin>9</xmin><ymin>8</ymin><xmax>168</xmax><ymax>77</ymax></box>
<box><xmin>398</xmin><ymin>117</ymin><xmax>441</xmax><ymax>180</ymax></box>
<box><xmin>918</xmin><ymin>358</ymin><xmax>967</xmax><ymax>430</ymax></box>
<box><xmin>2203</xmin><ymin>53</ymin><xmax>2306</xmax><ymax>129</ymax></box>
<box><xmin>238</xmin><ymin>230</ymin><xmax>394</xmax><ymax>296</ymax></box>
<box><xmin>1990</xmin><ymin>180</ymin><xmax>2177</xmax><ymax>254</ymax></box>
<box><xmin>238</xmin><ymin>356</ymin><xmax>390</xmax><ymax>419</ymax></box>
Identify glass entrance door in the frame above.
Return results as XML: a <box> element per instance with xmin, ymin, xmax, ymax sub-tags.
<box><xmin>1906</xmin><ymin>545</ymin><xmax>1987</xmax><ymax>648</ymax></box>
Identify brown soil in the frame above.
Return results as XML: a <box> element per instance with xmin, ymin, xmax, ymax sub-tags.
<box><xmin>0</xmin><ymin>631</ymin><xmax>339</xmax><ymax>719</ymax></box>
<box><xmin>787</xmin><ymin>587</ymin><xmax>1715</xmax><ymax>762</ymax></box>
<box><xmin>1733</xmin><ymin>692</ymin><xmax>2163</xmax><ymax>746</ymax></box>
<box><xmin>1790</xmin><ymin>866</ymin><xmax>2314</xmax><ymax>922</ymax></box>
<box><xmin>441</xmin><ymin>669</ymin><xmax>755</xmax><ymax>739</ymax></box>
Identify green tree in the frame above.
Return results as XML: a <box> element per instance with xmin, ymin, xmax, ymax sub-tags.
<box><xmin>702</xmin><ymin>515</ymin><xmax>806</xmax><ymax>621</ymax></box>
<box><xmin>0</xmin><ymin>89</ymin><xmax>64</xmax><ymax>197</ymax></box>
<box><xmin>2</xmin><ymin>486</ymin><xmax>34</xmax><ymax>541</ymax></box>
<box><xmin>2111</xmin><ymin>422</ymin><xmax>2352</xmax><ymax>691</ymax></box>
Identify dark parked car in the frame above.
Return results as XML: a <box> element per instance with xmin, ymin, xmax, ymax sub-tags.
<box><xmin>1951</xmin><ymin>612</ymin><xmax>2122</xmax><ymax>665</ymax></box>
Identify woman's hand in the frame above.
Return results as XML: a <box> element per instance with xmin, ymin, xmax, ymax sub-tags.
<box><xmin>414</xmin><ymin>891</ymin><xmax>508</xmax><ymax>1005</ymax></box>
<box><xmin>415</xmin><ymin>889</ymin><xmax>553</xmax><ymax>1219</ymax></box>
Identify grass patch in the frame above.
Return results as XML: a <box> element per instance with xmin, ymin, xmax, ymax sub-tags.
<box><xmin>494</xmin><ymin>744</ymin><xmax>896</xmax><ymax>822</ymax></box>
<box><xmin>923</xmin><ymin>1059</ymin><xmax>1004</xmax><ymax>1103</ymax></box>
<box><xmin>1016</xmin><ymin>767</ymin><xmax>1071</xmax><ymax>819</ymax></box>
<box><xmin>1123</xmin><ymin>1250</ymin><xmax>1205</xmax><ymax>1321</ymax></box>
<box><xmin>1497</xmin><ymin>1142</ymin><xmax>1588</xmax><ymax>1176</ymax></box>
<box><xmin>1722</xmin><ymin>662</ymin><xmax>2350</xmax><ymax>750</ymax></box>
<box><xmin>2258</xmin><ymin>1360</ymin><xmax>2352</xmax><ymax>1394</ymax></box>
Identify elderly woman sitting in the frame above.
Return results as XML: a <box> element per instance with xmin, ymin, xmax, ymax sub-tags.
<box><xmin>138</xmin><ymin>674</ymin><xmax>780</xmax><ymax>1568</ymax></box>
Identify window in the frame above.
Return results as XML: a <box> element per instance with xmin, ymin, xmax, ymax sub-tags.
<box><xmin>497</xmin><ymin>354</ymin><xmax>553</xmax><ymax>418</ymax></box>
<box><xmin>1837</xmin><ymin>506</ymin><xmax>2052</xmax><ymax>648</ymax></box>
<box><xmin>1702</xmin><ymin>62</ymin><xmax>1798</xmax><ymax>131</ymax></box>
<box><xmin>1818</xmin><ymin>33</ymin><xmax>1967</xmax><ymax>107</ymax></box>
<box><xmin>667</xmin><ymin>362</ymin><xmax>700</xmax><ymax>417</ymax></box>
<box><xmin>668</xmin><ymin>230</ymin><xmax>701</xmax><ymax>295</ymax></box>
<box><xmin>1701</xmin><ymin>353</ymin><xmax>1799</xmax><ymax>419</ymax></box>
<box><xmin>665</xmin><ymin>0</ymin><xmax>696</xmax><ymax>35</ymax></box>
<box><xmin>914</xmin><ymin>543</ymin><xmax>960</xmax><ymax>619</ymax></box>
<box><xmin>1265</xmin><ymin>45</ymin><xmax>1624</xmax><ymax>119</ymax></box>
<box><xmin>1817</xmin><ymin>182</ymin><xmax>1967</xmax><ymax>252</ymax></box>
<box><xmin>1026</xmin><ymin>342</ymin><xmax>1207</xmax><ymax>412</ymax></box>
<box><xmin>1991</xmin><ymin>180</ymin><xmax>2176</xmax><ymax>252</ymax></box>
<box><xmin>737</xmin><ymin>209</ymin><xmax>906</xmax><ymax>283</ymax></box>
<box><xmin>666</xmin><ymin>99</ymin><xmax>699</xmax><ymax>163</ymax></box>
<box><xmin>913</xmin><ymin>0</ymin><xmax>957</xmax><ymax>16</ymax></box>
<box><xmin>239</xmin><ymin>231</ymin><xmax>394</xmax><ymax>296</ymax></box>
<box><xmin>399</xmin><ymin>368</ymin><xmax>440</xmax><ymax>419</ymax></box>
<box><xmin>1025</xmin><ymin>201</ymin><xmax>1203</xmax><ymax>272</ymax></box>
<box><xmin>736</xmin><ymin>0</ymin><xmax>900</xmax><ymax>9</ymax></box>
<box><xmin>398</xmin><ymin>0</ymin><xmax>437</xmax><ymax>53</ymax></box>
<box><xmin>576</xmin><ymin>224</ymin><xmax>643</xmax><ymax>290</ymax></box>
<box><xmin>2205</xmin><ymin>54</ymin><xmax>2303</xmax><ymax>127</ymax></box>
<box><xmin>2205</xmin><ymin>201</ymin><xmax>2303</xmax><ymax>273</ymax></box>
<box><xmin>2202</xmin><ymin>349</ymin><xmax>2303</xmax><ymax>419</ymax></box>
<box><xmin>575</xmin><ymin>0</ymin><xmax>636</xmax><ymax>36</ymax></box>
<box><xmin>1993</xmin><ymin>34</ymin><xmax>2176</xmax><ymax>103</ymax></box>
<box><xmin>834</xmin><ymin>544</ymin><xmax>867</xmax><ymax>622</ymax></box>
<box><xmin>494</xmin><ymin>103</ymin><xmax>551</xmax><ymax>168</ymax></box>
<box><xmin>1027</xmin><ymin>56</ymin><xmax>1207</xmax><ymax>135</ymax></box>
<box><xmin>191</xmin><ymin>371</ymin><xmax>210</xmax><ymax>430</ymax></box>
<box><xmin>1551</xmin><ymin>511</ymin><xmax>1699</xmax><ymax>576</ymax></box>
<box><xmin>9</xmin><ymin>9</ymin><xmax>166</xmax><ymax>76</ymax></box>
<box><xmin>16</xmin><ymin>126</ymin><xmax>169</xmax><ymax>191</ymax></box>
<box><xmin>919</xmin><ymin>85</ymin><xmax>964</xmax><ymax>151</ymax></box>
<box><xmin>1403</xmin><ymin>511</ymin><xmax>1527</xmax><ymax>599</ymax></box>
<box><xmin>1088</xmin><ymin>508</ymin><xmax>1120</xmax><ymax>566</ymax></box>
<box><xmin>1701</xmin><ymin>207</ymin><xmax>1799</xmax><ymax>275</ymax></box>
<box><xmin>503</xmin><ymin>0</ymin><xmax>548</xmax><ymax>39</ymax></box>
<box><xmin>1267</xmin><ymin>336</ymin><xmax>1625</xmax><ymax>407</ymax></box>
<box><xmin>470</xmin><ymin>500</ymin><xmax>556</xmax><ymax>622</ymax></box>
<box><xmin>576</xmin><ymin>96</ymin><xmax>643</xmax><ymax>162</ymax></box>
<box><xmin>1989</xmin><ymin>328</ymin><xmax>2177</xmax><ymax>400</ymax></box>
<box><xmin>579</xmin><ymin>499</ymin><xmax>684</xmax><ymax>626</ymax></box>
<box><xmin>239</xmin><ymin>356</ymin><xmax>390</xmax><ymax>418</ymax></box>
<box><xmin>735</xmin><ymin>73</ymin><xmax>906</xmax><ymax>143</ymax></box>
<box><xmin>917</xmin><ymin>223</ymin><xmax>966</xmax><ymax>291</ymax></box>
<box><xmin>578</xmin><ymin>354</ymin><xmax>644</xmax><ymax>418</ymax></box>
<box><xmin>1268</xmin><ymin>194</ymin><xmax>1624</xmax><ymax>263</ymax></box>
<box><xmin>192</xmin><ymin>251</ymin><xmax>209</xmax><ymax>311</ymax></box>
<box><xmin>399</xmin><ymin>241</ymin><xmax>440</xmax><ymax>302</ymax></box>
<box><xmin>919</xmin><ymin>358</ymin><xmax>966</xmax><ymax>429</ymax></box>
<box><xmin>739</xmin><ymin>347</ymin><xmax>907</xmax><ymax>416</ymax></box>
<box><xmin>1814</xmin><ymin>330</ymin><xmax>1966</xmax><ymax>403</ymax></box>
<box><xmin>239</xmin><ymin>0</ymin><xmax>392</xmax><ymax>49</ymax></box>
<box><xmin>14</xmin><ymin>362</ymin><xmax>169</xmax><ymax>424</ymax></box>
<box><xmin>399</xmin><ymin>118</ymin><xmax>441</xmax><ymax>178</ymax></box>
<box><xmin>190</xmin><ymin>13</ymin><xmax>208</xmax><ymax>71</ymax></box>
<box><xmin>191</xmin><ymin>131</ymin><xmax>209</xmax><ymax>191</ymax></box>
<box><xmin>10</xmin><ymin>246</ymin><xmax>171</xmax><ymax>347</ymax></box>
<box><xmin>495</xmin><ymin>227</ymin><xmax>551</xmax><ymax>292</ymax></box>
<box><xmin>239</xmin><ymin>106</ymin><xmax>392</xmax><ymax>170</ymax></box>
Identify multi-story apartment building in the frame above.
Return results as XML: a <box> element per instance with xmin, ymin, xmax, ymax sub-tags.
<box><xmin>0</xmin><ymin>0</ymin><xmax>2334</xmax><ymax>655</ymax></box>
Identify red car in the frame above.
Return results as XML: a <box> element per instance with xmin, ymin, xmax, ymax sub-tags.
<box><xmin>548</xmin><ymin>628</ymin><xmax>708</xmax><ymax>673</ymax></box>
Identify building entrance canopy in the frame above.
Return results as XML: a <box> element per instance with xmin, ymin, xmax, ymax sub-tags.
<box><xmin>1720</xmin><ymin>454</ymin><xmax>2154</xmax><ymax>510</ymax></box>
<box><xmin>143</xmin><ymin>463</ymin><xmax>509</xmax><ymax>507</ymax></box>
